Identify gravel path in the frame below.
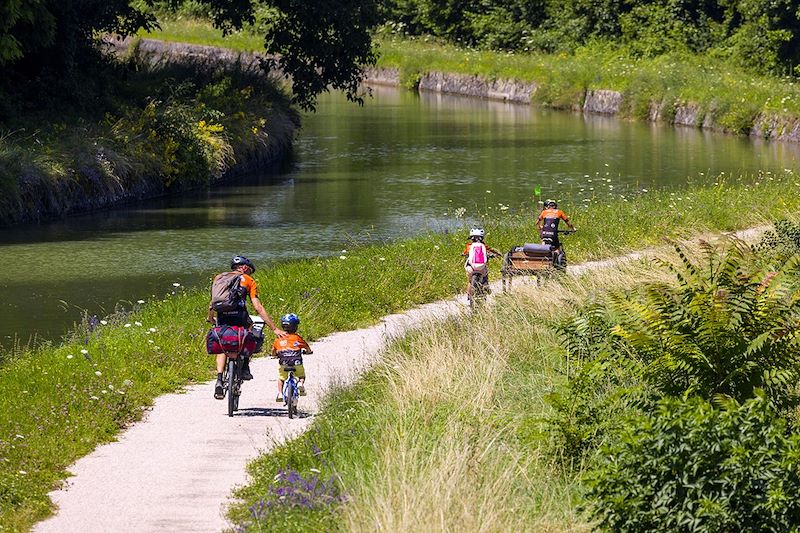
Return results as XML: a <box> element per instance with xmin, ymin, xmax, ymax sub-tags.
<box><xmin>34</xmin><ymin>229</ymin><xmax>760</xmax><ymax>532</ymax></box>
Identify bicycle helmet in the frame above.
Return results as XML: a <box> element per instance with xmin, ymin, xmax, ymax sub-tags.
<box><xmin>280</xmin><ymin>313</ymin><xmax>300</xmax><ymax>333</ymax></box>
<box><xmin>544</xmin><ymin>199</ymin><xmax>557</xmax><ymax>208</ymax></box>
<box><xmin>469</xmin><ymin>228</ymin><xmax>485</xmax><ymax>239</ymax></box>
<box><xmin>231</xmin><ymin>255</ymin><xmax>256</xmax><ymax>273</ymax></box>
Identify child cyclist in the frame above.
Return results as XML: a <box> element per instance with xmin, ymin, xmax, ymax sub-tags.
<box><xmin>271</xmin><ymin>313</ymin><xmax>312</xmax><ymax>402</ymax></box>
<box><xmin>462</xmin><ymin>228</ymin><xmax>501</xmax><ymax>300</ymax></box>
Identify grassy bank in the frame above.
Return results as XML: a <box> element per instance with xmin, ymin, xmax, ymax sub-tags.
<box><xmin>145</xmin><ymin>20</ymin><xmax>800</xmax><ymax>135</ymax></box>
<box><xmin>227</xmin><ymin>225</ymin><xmax>800</xmax><ymax>531</ymax></box>
<box><xmin>3</xmin><ymin>170</ymin><xmax>800</xmax><ymax>530</ymax></box>
<box><xmin>0</xmin><ymin>39</ymin><xmax>298</xmax><ymax>226</ymax></box>
<box><xmin>226</xmin><ymin>258</ymin><xmax>673</xmax><ymax>530</ymax></box>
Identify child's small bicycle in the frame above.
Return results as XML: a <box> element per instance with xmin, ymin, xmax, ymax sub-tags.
<box><xmin>281</xmin><ymin>365</ymin><xmax>300</xmax><ymax>419</ymax></box>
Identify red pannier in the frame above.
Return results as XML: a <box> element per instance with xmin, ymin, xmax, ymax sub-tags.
<box><xmin>206</xmin><ymin>325</ymin><xmax>256</xmax><ymax>357</ymax></box>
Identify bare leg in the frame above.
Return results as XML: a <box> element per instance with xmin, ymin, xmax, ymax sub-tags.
<box><xmin>215</xmin><ymin>353</ymin><xmax>226</xmax><ymax>374</ymax></box>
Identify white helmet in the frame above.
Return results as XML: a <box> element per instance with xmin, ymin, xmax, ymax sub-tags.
<box><xmin>469</xmin><ymin>228</ymin><xmax>485</xmax><ymax>238</ymax></box>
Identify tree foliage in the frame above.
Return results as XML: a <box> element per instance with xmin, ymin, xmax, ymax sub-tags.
<box><xmin>382</xmin><ymin>0</ymin><xmax>800</xmax><ymax>74</ymax></box>
<box><xmin>0</xmin><ymin>0</ymin><xmax>379</xmax><ymax>116</ymax></box>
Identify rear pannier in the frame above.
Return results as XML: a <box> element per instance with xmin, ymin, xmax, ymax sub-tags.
<box><xmin>206</xmin><ymin>325</ymin><xmax>256</xmax><ymax>356</ymax></box>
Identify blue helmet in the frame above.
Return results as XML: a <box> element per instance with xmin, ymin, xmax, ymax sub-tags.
<box><xmin>280</xmin><ymin>313</ymin><xmax>300</xmax><ymax>332</ymax></box>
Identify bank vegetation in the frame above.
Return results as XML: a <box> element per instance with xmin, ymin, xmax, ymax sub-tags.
<box><xmin>2</xmin><ymin>171</ymin><xmax>800</xmax><ymax>530</ymax></box>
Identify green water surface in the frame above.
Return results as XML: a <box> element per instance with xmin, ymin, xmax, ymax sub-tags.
<box><xmin>2</xmin><ymin>86</ymin><xmax>798</xmax><ymax>345</ymax></box>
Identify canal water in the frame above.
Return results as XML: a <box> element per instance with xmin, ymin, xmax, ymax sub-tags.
<box><xmin>2</xmin><ymin>86</ymin><xmax>799</xmax><ymax>345</ymax></box>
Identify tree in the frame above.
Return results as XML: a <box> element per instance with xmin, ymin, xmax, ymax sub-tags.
<box><xmin>191</xmin><ymin>0</ymin><xmax>379</xmax><ymax>110</ymax></box>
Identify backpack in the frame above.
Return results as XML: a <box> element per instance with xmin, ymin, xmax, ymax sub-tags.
<box><xmin>210</xmin><ymin>272</ymin><xmax>246</xmax><ymax>312</ymax></box>
<box><xmin>468</xmin><ymin>242</ymin><xmax>487</xmax><ymax>266</ymax></box>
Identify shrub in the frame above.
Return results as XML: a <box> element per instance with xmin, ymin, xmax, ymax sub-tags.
<box><xmin>610</xmin><ymin>241</ymin><xmax>800</xmax><ymax>408</ymax></box>
<box><xmin>754</xmin><ymin>219</ymin><xmax>800</xmax><ymax>265</ymax></box>
<box><xmin>586</xmin><ymin>393</ymin><xmax>800</xmax><ymax>532</ymax></box>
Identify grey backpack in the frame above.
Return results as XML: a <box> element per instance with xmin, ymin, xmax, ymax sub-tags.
<box><xmin>210</xmin><ymin>272</ymin><xmax>245</xmax><ymax>312</ymax></box>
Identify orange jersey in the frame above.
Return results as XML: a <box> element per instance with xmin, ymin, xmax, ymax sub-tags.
<box><xmin>272</xmin><ymin>333</ymin><xmax>311</xmax><ymax>358</ymax></box>
<box><xmin>537</xmin><ymin>208</ymin><xmax>569</xmax><ymax>223</ymax></box>
<box><xmin>239</xmin><ymin>273</ymin><xmax>258</xmax><ymax>300</ymax></box>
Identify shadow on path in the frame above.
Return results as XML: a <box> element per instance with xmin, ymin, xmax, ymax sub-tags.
<box><xmin>234</xmin><ymin>407</ymin><xmax>313</xmax><ymax>419</ymax></box>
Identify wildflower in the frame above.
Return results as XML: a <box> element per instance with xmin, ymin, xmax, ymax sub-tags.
<box><xmin>310</xmin><ymin>468</ymin><xmax>321</xmax><ymax>473</ymax></box>
<box><xmin>123</xmin><ymin>379</ymin><xmax>133</xmax><ymax>387</ymax></box>
<box><xmin>124</xmin><ymin>323</ymin><xmax>131</xmax><ymax>328</ymax></box>
<box><xmin>81</xmin><ymin>349</ymin><xmax>88</xmax><ymax>355</ymax></box>
<box><xmin>486</xmin><ymin>189</ymin><xmax>491</xmax><ymax>193</ymax></box>
<box><xmin>341</xmin><ymin>249</ymin><xmax>347</xmax><ymax>253</ymax></box>
<box><xmin>67</xmin><ymin>355</ymin><xmax>74</xmax><ymax>359</ymax></box>
<box><xmin>18</xmin><ymin>471</ymin><xmax>26</xmax><ymax>475</ymax></box>
<box><xmin>148</xmin><ymin>340</ymin><xmax>154</xmax><ymax>344</ymax></box>
<box><xmin>339</xmin><ymin>256</ymin><xmax>347</xmax><ymax>260</ymax></box>
<box><xmin>100</xmin><ymin>320</ymin><xmax>108</xmax><ymax>325</ymax></box>
<box><xmin>101</xmin><ymin>390</ymin><xmax>108</xmax><ymax>394</ymax></box>
<box><xmin>149</xmin><ymin>327</ymin><xmax>157</xmax><ymax>333</ymax></box>
<box><xmin>172</xmin><ymin>283</ymin><xmax>181</xmax><ymax>287</ymax></box>
<box><xmin>15</xmin><ymin>434</ymin><xmax>24</xmax><ymax>439</ymax></box>
<box><xmin>378</xmin><ymin>257</ymin><xmax>386</xmax><ymax>261</ymax></box>
<box><xmin>90</xmin><ymin>396</ymin><xmax>99</xmax><ymax>400</ymax></box>
<box><xmin>135</xmin><ymin>321</ymin><xmax>142</xmax><ymax>326</ymax></box>
<box><xmin>137</xmin><ymin>300</ymin><xmax>145</xmax><ymax>304</ymax></box>
<box><xmin>434</xmin><ymin>245</ymin><xmax>440</xmax><ymax>250</ymax></box>
<box><xmin>95</xmin><ymin>371</ymin><xmax>102</xmax><ymax>376</ymax></box>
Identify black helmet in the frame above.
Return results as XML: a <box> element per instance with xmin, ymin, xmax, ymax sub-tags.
<box><xmin>231</xmin><ymin>255</ymin><xmax>256</xmax><ymax>273</ymax></box>
<box><xmin>544</xmin><ymin>199</ymin><xmax>557</xmax><ymax>208</ymax></box>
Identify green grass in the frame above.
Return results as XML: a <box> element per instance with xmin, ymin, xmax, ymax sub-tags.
<box><xmin>3</xmin><ymin>170</ymin><xmax>800</xmax><ymax>531</ymax></box>
<box><xmin>226</xmin><ymin>258</ymin><xmax>674</xmax><ymax>531</ymax></box>
<box><xmin>145</xmin><ymin>20</ymin><xmax>800</xmax><ymax>133</ymax></box>
<box><xmin>0</xmin><ymin>40</ymin><xmax>297</xmax><ymax>226</ymax></box>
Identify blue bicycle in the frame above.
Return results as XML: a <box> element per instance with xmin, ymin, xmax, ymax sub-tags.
<box><xmin>281</xmin><ymin>365</ymin><xmax>300</xmax><ymax>419</ymax></box>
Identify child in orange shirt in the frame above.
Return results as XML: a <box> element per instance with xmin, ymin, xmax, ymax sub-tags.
<box><xmin>271</xmin><ymin>313</ymin><xmax>312</xmax><ymax>402</ymax></box>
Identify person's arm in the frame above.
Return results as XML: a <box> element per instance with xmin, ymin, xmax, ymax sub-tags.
<box><xmin>462</xmin><ymin>243</ymin><xmax>470</xmax><ymax>256</ymax></box>
<box><xmin>560</xmin><ymin>211</ymin><xmax>576</xmax><ymax>231</ymax></box>
<box><xmin>536</xmin><ymin>213</ymin><xmax>544</xmax><ymax>231</ymax></box>
<box><xmin>251</xmin><ymin>296</ymin><xmax>287</xmax><ymax>337</ymax></box>
<box><xmin>206</xmin><ymin>305</ymin><xmax>215</xmax><ymax>324</ymax></box>
<box><xmin>300</xmin><ymin>338</ymin><xmax>313</xmax><ymax>355</ymax></box>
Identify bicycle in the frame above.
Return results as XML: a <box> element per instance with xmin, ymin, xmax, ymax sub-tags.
<box><xmin>281</xmin><ymin>365</ymin><xmax>300</xmax><ymax>419</ymax></box>
<box><xmin>467</xmin><ymin>253</ymin><xmax>499</xmax><ymax>310</ymax></box>
<box><xmin>215</xmin><ymin>322</ymin><xmax>262</xmax><ymax>417</ymax></box>
<box><xmin>545</xmin><ymin>230</ymin><xmax>576</xmax><ymax>272</ymax></box>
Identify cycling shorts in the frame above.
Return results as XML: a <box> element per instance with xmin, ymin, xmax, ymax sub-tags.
<box><xmin>279</xmin><ymin>363</ymin><xmax>305</xmax><ymax>380</ymax></box>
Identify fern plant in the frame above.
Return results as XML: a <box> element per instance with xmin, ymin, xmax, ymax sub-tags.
<box><xmin>611</xmin><ymin>239</ymin><xmax>800</xmax><ymax>406</ymax></box>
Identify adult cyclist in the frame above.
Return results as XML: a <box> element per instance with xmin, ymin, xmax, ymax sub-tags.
<box><xmin>537</xmin><ymin>199</ymin><xmax>576</xmax><ymax>265</ymax></box>
<box><xmin>207</xmin><ymin>255</ymin><xmax>286</xmax><ymax>399</ymax></box>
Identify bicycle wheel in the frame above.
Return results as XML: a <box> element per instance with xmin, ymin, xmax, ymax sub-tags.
<box><xmin>227</xmin><ymin>359</ymin><xmax>236</xmax><ymax>417</ymax></box>
<box><xmin>469</xmin><ymin>274</ymin><xmax>481</xmax><ymax>310</ymax></box>
<box><xmin>287</xmin><ymin>378</ymin><xmax>296</xmax><ymax>419</ymax></box>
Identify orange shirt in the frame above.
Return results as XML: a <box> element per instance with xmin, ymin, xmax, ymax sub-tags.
<box><xmin>538</xmin><ymin>208</ymin><xmax>569</xmax><ymax>223</ymax></box>
<box><xmin>272</xmin><ymin>333</ymin><xmax>311</xmax><ymax>358</ymax></box>
<box><xmin>238</xmin><ymin>273</ymin><xmax>258</xmax><ymax>300</ymax></box>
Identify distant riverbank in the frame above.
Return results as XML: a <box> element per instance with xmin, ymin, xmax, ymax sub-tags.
<box><xmin>0</xmin><ymin>39</ymin><xmax>298</xmax><ymax>227</ymax></box>
<box><xmin>144</xmin><ymin>20</ymin><xmax>800</xmax><ymax>143</ymax></box>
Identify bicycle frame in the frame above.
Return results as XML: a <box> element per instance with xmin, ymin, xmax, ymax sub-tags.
<box><xmin>282</xmin><ymin>367</ymin><xmax>300</xmax><ymax>419</ymax></box>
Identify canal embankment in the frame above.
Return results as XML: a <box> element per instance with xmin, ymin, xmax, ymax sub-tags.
<box><xmin>0</xmin><ymin>39</ymin><xmax>298</xmax><ymax>227</ymax></box>
<box><xmin>141</xmin><ymin>20</ymin><xmax>800</xmax><ymax>142</ymax></box>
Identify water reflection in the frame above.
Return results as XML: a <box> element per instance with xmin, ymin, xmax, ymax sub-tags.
<box><xmin>2</xmin><ymin>86</ymin><xmax>799</xmax><ymax>344</ymax></box>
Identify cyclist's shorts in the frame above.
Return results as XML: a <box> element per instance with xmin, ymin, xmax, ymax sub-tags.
<box><xmin>279</xmin><ymin>363</ymin><xmax>305</xmax><ymax>381</ymax></box>
<box><xmin>465</xmin><ymin>264</ymin><xmax>488</xmax><ymax>277</ymax></box>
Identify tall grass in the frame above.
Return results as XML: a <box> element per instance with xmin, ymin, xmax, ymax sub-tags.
<box><xmin>0</xmin><ymin>42</ymin><xmax>297</xmax><ymax>226</ymax></box>
<box><xmin>228</xmin><ymin>259</ymin><xmax>681</xmax><ymax>531</ymax></box>
<box><xmin>2</xmin><ymin>172</ymin><xmax>800</xmax><ymax>530</ymax></box>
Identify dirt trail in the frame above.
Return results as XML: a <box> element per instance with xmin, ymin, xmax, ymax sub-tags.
<box><xmin>34</xmin><ymin>229</ymin><xmax>759</xmax><ymax>532</ymax></box>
